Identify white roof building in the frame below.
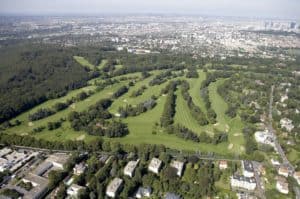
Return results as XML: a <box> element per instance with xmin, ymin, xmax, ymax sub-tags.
<box><xmin>124</xmin><ymin>159</ymin><xmax>139</xmax><ymax>178</ymax></box>
<box><xmin>276</xmin><ymin>176</ymin><xmax>289</xmax><ymax>194</ymax></box>
<box><xmin>73</xmin><ymin>163</ymin><xmax>87</xmax><ymax>176</ymax></box>
<box><xmin>0</xmin><ymin>147</ymin><xmax>12</xmax><ymax>157</ymax></box>
<box><xmin>242</xmin><ymin>160</ymin><xmax>254</xmax><ymax>178</ymax></box>
<box><xmin>148</xmin><ymin>158</ymin><xmax>162</xmax><ymax>174</ymax></box>
<box><xmin>230</xmin><ymin>175</ymin><xmax>256</xmax><ymax>191</ymax></box>
<box><xmin>67</xmin><ymin>184</ymin><xmax>86</xmax><ymax>198</ymax></box>
<box><xmin>106</xmin><ymin>177</ymin><xmax>123</xmax><ymax>198</ymax></box>
<box><xmin>278</xmin><ymin>165</ymin><xmax>289</xmax><ymax>177</ymax></box>
<box><xmin>46</xmin><ymin>153</ymin><xmax>69</xmax><ymax>169</ymax></box>
<box><xmin>170</xmin><ymin>160</ymin><xmax>184</xmax><ymax>177</ymax></box>
<box><xmin>254</xmin><ymin>130</ymin><xmax>275</xmax><ymax>147</ymax></box>
<box><xmin>293</xmin><ymin>171</ymin><xmax>300</xmax><ymax>185</ymax></box>
<box><xmin>219</xmin><ymin>160</ymin><xmax>228</xmax><ymax>170</ymax></box>
<box><xmin>135</xmin><ymin>186</ymin><xmax>152</xmax><ymax>198</ymax></box>
<box><xmin>280</xmin><ymin>118</ymin><xmax>294</xmax><ymax>132</ymax></box>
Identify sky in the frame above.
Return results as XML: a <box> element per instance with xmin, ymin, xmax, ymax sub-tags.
<box><xmin>0</xmin><ymin>0</ymin><xmax>299</xmax><ymax>19</ymax></box>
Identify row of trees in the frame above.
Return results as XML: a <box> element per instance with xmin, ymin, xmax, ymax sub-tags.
<box><xmin>201</xmin><ymin>88</ymin><xmax>217</xmax><ymax>124</ymax></box>
<box><xmin>160</xmin><ymin>81</ymin><xmax>178</xmax><ymax>127</ymax></box>
<box><xmin>28</xmin><ymin>91</ymin><xmax>90</xmax><ymax>121</ymax></box>
<box><xmin>113</xmin><ymin>86</ymin><xmax>128</xmax><ymax>99</ymax></box>
<box><xmin>118</xmin><ymin>98</ymin><xmax>156</xmax><ymax>118</ymax></box>
<box><xmin>181</xmin><ymin>81</ymin><xmax>208</xmax><ymax>126</ymax></box>
<box><xmin>130</xmin><ymin>85</ymin><xmax>147</xmax><ymax>98</ymax></box>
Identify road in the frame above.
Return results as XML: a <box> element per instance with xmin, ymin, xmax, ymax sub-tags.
<box><xmin>268</xmin><ymin>85</ymin><xmax>300</xmax><ymax>199</ymax></box>
<box><xmin>252</xmin><ymin>161</ymin><xmax>266</xmax><ymax>199</ymax></box>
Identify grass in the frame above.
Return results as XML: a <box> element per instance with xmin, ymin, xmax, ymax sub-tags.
<box><xmin>209</xmin><ymin>79</ymin><xmax>245</xmax><ymax>153</ymax></box>
<box><xmin>5</xmin><ymin>69</ymin><xmax>245</xmax><ymax>155</ymax></box>
<box><xmin>74</xmin><ymin>56</ymin><xmax>95</xmax><ymax>70</ymax></box>
<box><xmin>187</xmin><ymin>70</ymin><xmax>207</xmax><ymax>114</ymax></box>
<box><xmin>74</xmin><ymin>55</ymin><xmax>108</xmax><ymax>70</ymax></box>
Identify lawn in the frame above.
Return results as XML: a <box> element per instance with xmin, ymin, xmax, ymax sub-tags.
<box><xmin>73</xmin><ymin>56</ymin><xmax>95</xmax><ymax>70</ymax></box>
<box><xmin>187</xmin><ymin>70</ymin><xmax>207</xmax><ymax>114</ymax></box>
<box><xmin>4</xmin><ymin>69</ymin><xmax>245</xmax><ymax>155</ymax></box>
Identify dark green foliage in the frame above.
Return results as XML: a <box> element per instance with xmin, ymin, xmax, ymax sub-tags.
<box><xmin>181</xmin><ymin>81</ymin><xmax>208</xmax><ymax>125</ymax></box>
<box><xmin>186</xmin><ymin>67</ymin><xmax>199</xmax><ymax>78</ymax></box>
<box><xmin>118</xmin><ymin>99</ymin><xmax>156</xmax><ymax>118</ymax></box>
<box><xmin>160</xmin><ymin>81</ymin><xmax>178</xmax><ymax>127</ymax></box>
<box><xmin>0</xmin><ymin>44</ymin><xmax>95</xmax><ymax>123</ymax></box>
<box><xmin>0</xmin><ymin>189</ymin><xmax>22</xmax><ymax>199</ymax></box>
<box><xmin>130</xmin><ymin>85</ymin><xmax>147</xmax><ymax>98</ymax></box>
<box><xmin>113</xmin><ymin>86</ymin><xmax>128</xmax><ymax>98</ymax></box>
<box><xmin>28</xmin><ymin>108</ymin><xmax>55</xmax><ymax>121</ymax></box>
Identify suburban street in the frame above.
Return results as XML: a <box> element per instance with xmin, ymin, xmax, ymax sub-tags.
<box><xmin>268</xmin><ymin>85</ymin><xmax>300</xmax><ymax>199</ymax></box>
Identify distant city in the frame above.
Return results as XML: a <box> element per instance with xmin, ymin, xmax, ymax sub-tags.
<box><xmin>0</xmin><ymin>15</ymin><xmax>299</xmax><ymax>59</ymax></box>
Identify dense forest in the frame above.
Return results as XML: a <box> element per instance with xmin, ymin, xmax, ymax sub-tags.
<box><xmin>0</xmin><ymin>44</ymin><xmax>98</xmax><ymax>123</ymax></box>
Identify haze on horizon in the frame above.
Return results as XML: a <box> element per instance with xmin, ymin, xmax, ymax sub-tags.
<box><xmin>0</xmin><ymin>0</ymin><xmax>299</xmax><ymax>20</ymax></box>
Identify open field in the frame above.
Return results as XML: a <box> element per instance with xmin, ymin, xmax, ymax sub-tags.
<box><xmin>4</xmin><ymin>57</ymin><xmax>245</xmax><ymax>155</ymax></box>
<box><xmin>74</xmin><ymin>56</ymin><xmax>108</xmax><ymax>70</ymax></box>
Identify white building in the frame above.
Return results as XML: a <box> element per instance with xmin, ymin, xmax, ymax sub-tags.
<box><xmin>242</xmin><ymin>161</ymin><xmax>254</xmax><ymax>178</ymax></box>
<box><xmin>278</xmin><ymin>165</ymin><xmax>289</xmax><ymax>177</ymax></box>
<box><xmin>170</xmin><ymin>160</ymin><xmax>184</xmax><ymax>177</ymax></box>
<box><xmin>280</xmin><ymin>118</ymin><xmax>294</xmax><ymax>132</ymax></box>
<box><xmin>271</xmin><ymin>158</ymin><xmax>281</xmax><ymax>166</ymax></box>
<box><xmin>230</xmin><ymin>175</ymin><xmax>256</xmax><ymax>191</ymax></box>
<box><xmin>219</xmin><ymin>160</ymin><xmax>228</xmax><ymax>170</ymax></box>
<box><xmin>135</xmin><ymin>186</ymin><xmax>152</xmax><ymax>198</ymax></box>
<box><xmin>106</xmin><ymin>177</ymin><xmax>123</xmax><ymax>198</ymax></box>
<box><xmin>293</xmin><ymin>171</ymin><xmax>300</xmax><ymax>185</ymax></box>
<box><xmin>73</xmin><ymin>163</ymin><xmax>87</xmax><ymax>176</ymax></box>
<box><xmin>254</xmin><ymin>130</ymin><xmax>275</xmax><ymax>147</ymax></box>
<box><xmin>67</xmin><ymin>184</ymin><xmax>86</xmax><ymax>198</ymax></box>
<box><xmin>124</xmin><ymin>159</ymin><xmax>139</xmax><ymax>178</ymax></box>
<box><xmin>148</xmin><ymin>158</ymin><xmax>162</xmax><ymax>174</ymax></box>
<box><xmin>46</xmin><ymin>153</ymin><xmax>69</xmax><ymax>169</ymax></box>
<box><xmin>276</xmin><ymin>176</ymin><xmax>289</xmax><ymax>194</ymax></box>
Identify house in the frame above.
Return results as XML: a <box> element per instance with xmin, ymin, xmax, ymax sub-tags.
<box><xmin>278</xmin><ymin>165</ymin><xmax>289</xmax><ymax>177</ymax></box>
<box><xmin>254</xmin><ymin>130</ymin><xmax>275</xmax><ymax>147</ymax></box>
<box><xmin>106</xmin><ymin>177</ymin><xmax>123</xmax><ymax>198</ymax></box>
<box><xmin>293</xmin><ymin>171</ymin><xmax>300</xmax><ymax>185</ymax></box>
<box><xmin>258</xmin><ymin>164</ymin><xmax>266</xmax><ymax>176</ymax></box>
<box><xmin>148</xmin><ymin>158</ymin><xmax>162</xmax><ymax>174</ymax></box>
<box><xmin>230</xmin><ymin>175</ymin><xmax>256</xmax><ymax>191</ymax></box>
<box><xmin>236</xmin><ymin>192</ymin><xmax>257</xmax><ymax>199</ymax></box>
<box><xmin>67</xmin><ymin>184</ymin><xmax>86</xmax><ymax>198</ymax></box>
<box><xmin>280</xmin><ymin>118</ymin><xmax>294</xmax><ymax>132</ymax></box>
<box><xmin>242</xmin><ymin>161</ymin><xmax>254</xmax><ymax>178</ymax></box>
<box><xmin>219</xmin><ymin>160</ymin><xmax>228</xmax><ymax>170</ymax></box>
<box><xmin>165</xmin><ymin>192</ymin><xmax>181</xmax><ymax>199</ymax></box>
<box><xmin>135</xmin><ymin>186</ymin><xmax>152</xmax><ymax>198</ymax></box>
<box><xmin>73</xmin><ymin>163</ymin><xmax>87</xmax><ymax>176</ymax></box>
<box><xmin>22</xmin><ymin>173</ymin><xmax>49</xmax><ymax>199</ymax></box>
<box><xmin>276</xmin><ymin>176</ymin><xmax>289</xmax><ymax>194</ymax></box>
<box><xmin>170</xmin><ymin>160</ymin><xmax>184</xmax><ymax>177</ymax></box>
<box><xmin>271</xmin><ymin>158</ymin><xmax>280</xmax><ymax>166</ymax></box>
<box><xmin>124</xmin><ymin>159</ymin><xmax>139</xmax><ymax>178</ymax></box>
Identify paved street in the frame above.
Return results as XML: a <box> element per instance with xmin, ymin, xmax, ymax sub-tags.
<box><xmin>268</xmin><ymin>85</ymin><xmax>300</xmax><ymax>199</ymax></box>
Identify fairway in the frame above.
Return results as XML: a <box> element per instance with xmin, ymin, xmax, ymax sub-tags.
<box><xmin>5</xmin><ymin>57</ymin><xmax>245</xmax><ymax>155</ymax></box>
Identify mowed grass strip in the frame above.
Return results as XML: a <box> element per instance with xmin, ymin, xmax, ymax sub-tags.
<box><xmin>108</xmin><ymin>95</ymin><xmax>231</xmax><ymax>154</ymax></box>
<box><xmin>6</xmin><ymin>82</ymin><xmax>127</xmax><ymax>136</ymax></box>
<box><xmin>209</xmin><ymin>79</ymin><xmax>245</xmax><ymax>152</ymax></box>
<box><xmin>187</xmin><ymin>70</ymin><xmax>207</xmax><ymax>114</ymax></box>
<box><xmin>74</xmin><ymin>56</ymin><xmax>95</xmax><ymax>70</ymax></box>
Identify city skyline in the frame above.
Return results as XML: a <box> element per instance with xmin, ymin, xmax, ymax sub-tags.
<box><xmin>0</xmin><ymin>0</ymin><xmax>299</xmax><ymax>20</ymax></box>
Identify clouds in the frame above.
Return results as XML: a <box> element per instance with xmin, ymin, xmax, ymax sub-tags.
<box><xmin>0</xmin><ymin>0</ymin><xmax>299</xmax><ymax>19</ymax></box>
